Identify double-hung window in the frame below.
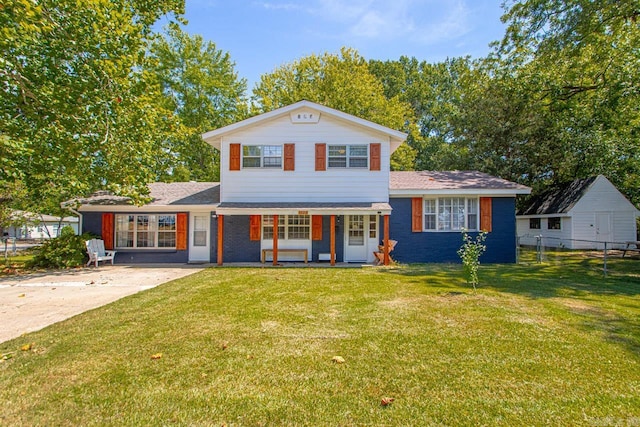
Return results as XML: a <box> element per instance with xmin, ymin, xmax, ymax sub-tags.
<box><xmin>262</xmin><ymin>215</ymin><xmax>310</xmax><ymax>240</ymax></box>
<box><xmin>423</xmin><ymin>198</ymin><xmax>479</xmax><ymax>231</ymax></box>
<box><xmin>328</xmin><ymin>145</ymin><xmax>368</xmax><ymax>168</ymax></box>
<box><xmin>115</xmin><ymin>214</ymin><xmax>176</xmax><ymax>248</ymax></box>
<box><xmin>242</xmin><ymin>145</ymin><xmax>282</xmax><ymax>168</ymax></box>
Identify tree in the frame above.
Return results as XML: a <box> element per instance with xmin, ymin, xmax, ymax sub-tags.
<box><xmin>0</xmin><ymin>0</ymin><xmax>185</xmax><ymax>213</ymax></box>
<box><xmin>253</xmin><ymin>48</ymin><xmax>415</xmax><ymax>169</ymax></box>
<box><xmin>147</xmin><ymin>24</ymin><xmax>248</xmax><ymax>182</ymax></box>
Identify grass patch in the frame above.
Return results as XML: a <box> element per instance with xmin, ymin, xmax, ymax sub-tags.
<box><xmin>1</xmin><ymin>253</ymin><xmax>34</xmax><ymax>276</ymax></box>
<box><xmin>1</xmin><ymin>259</ymin><xmax>639</xmax><ymax>425</ymax></box>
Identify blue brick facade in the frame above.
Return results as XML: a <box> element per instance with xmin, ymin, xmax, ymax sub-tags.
<box><xmin>388</xmin><ymin>197</ymin><xmax>517</xmax><ymax>264</ymax></box>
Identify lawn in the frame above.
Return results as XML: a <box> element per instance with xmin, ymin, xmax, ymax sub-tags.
<box><xmin>1</xmin><ymin>255</ymin><xmax>639</xmax><ymax>426</ymax></box>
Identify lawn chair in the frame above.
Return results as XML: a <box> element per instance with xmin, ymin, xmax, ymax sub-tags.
<box><xmin>374</xmin><ymin>239</ymin><xmax>397</xmax><ymax>265</ymax></box>
<box><xmin>85</xmin><ymin>239</ymin><xmax>116</xmax><ymax>267</ymax></box>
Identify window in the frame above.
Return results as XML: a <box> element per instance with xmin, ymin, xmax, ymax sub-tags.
<box><xmin>529</xmin><ymin>218</ymin><xmax>541</xmax><ymax>229</ymax></box>
<box><xmin>423</xmin><ymin>198</ymin><xmax>479</xmax><ymax>231</ymax></box>
<box><xmin>262</xmin><ymin>215</ymin><xmax>310</xmax><ymax>240</ymax></box>
<box><xmin>369</xmin><ymin>215</ymin><xmax>377</xmax><ymax>238</ymax></box>
<box><xmin>548</xmin><ymin>217</ymin><xmax>562</xmax><ymax>230</ymax></box>
<box><xmin>242</xmin><ymin>145</ymin><xmax>282</xmax><ymax>168</ymax></box>
<box><xmin>193</xmin><ymin>215</ymin><xmax>207</xmax><ymax>247</ymax></box>
<box><xmin>328</xmin><ymin>145</ymin><xmax>368</xmax><ymax>168</ymax></box>
<box><xmin>115</xmin><ymin>214</ymin><xmax>176</xmax><ymax>248</ymax></box>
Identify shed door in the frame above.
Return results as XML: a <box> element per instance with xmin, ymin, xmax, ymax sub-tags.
<box><xmin>595</xmin><ymin>213</ymin><xmax>612</xmax><ymax>245</ymax></box>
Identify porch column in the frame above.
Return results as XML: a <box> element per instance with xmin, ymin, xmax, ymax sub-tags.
<box><xmin>330</xmin><ymin>215</ymin><xmax>336</xmax><ymax>266</ymax></box>
<box><xmin>383</xmin><ymin>214</ymin><xmax>390</xmax><ymax>266</ymax></box>
<box><xmin>217</xmin><ymin>215</ymin><xmax>224</xmax><ymax>266</ymax></box>
<box><xmin>272</xmin><ymin>214</ymin><xmax>278</xmax><ymax>266</ymax></box>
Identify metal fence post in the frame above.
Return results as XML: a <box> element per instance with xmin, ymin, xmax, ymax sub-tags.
<box><xmin>536</xmin><ymin>235</ymin><xmax>542</xmax><ymax>263</ymax></box>
<box><xmin>603</xmin><ymin>241</ymin><xmax>607</xmax><ymax>277</ymax></box>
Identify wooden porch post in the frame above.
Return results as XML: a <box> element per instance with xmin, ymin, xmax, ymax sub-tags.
<box><xmin>383</xmin><ymin>214</ymin><xmax>390</xmax><ymax>266</ymax></box>
<box><xmin>272</xmin><ymin>214</ymin><xmax>278</xmax><ymax>266</ymax></box>
<box><xmin>217</xmin><ymin>214</ymin><xmax>224</xmax><ymax>266</ymax></box>
<box><xmin>330</xmin><ymin>215</ymin><xmax>336</xmax><ymax>266</ymax></box>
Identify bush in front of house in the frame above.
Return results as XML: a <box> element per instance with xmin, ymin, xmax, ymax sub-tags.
<box><xmin>27</xmin><ymin>226</ymin><xmax>93</xmax><ymax>269</ymax></box>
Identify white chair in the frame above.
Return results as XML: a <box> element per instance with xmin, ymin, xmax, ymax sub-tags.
<box><xmin>85</xmin><ymin>239</ymin><xmax>116</xmax><ymax>267</ymax></box>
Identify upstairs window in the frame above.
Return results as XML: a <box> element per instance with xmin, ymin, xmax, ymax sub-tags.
<box><xmin>328</xmin><ymin>145</ymin><xmax>368</xmax><ymax>168</ymax></box>
<box><xmin>243</xmin><ymin>145</ymin><xmax>282</xmax><ymax>168</ymax></box>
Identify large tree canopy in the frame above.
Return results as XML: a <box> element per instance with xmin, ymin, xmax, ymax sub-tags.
<box><xmin>0</xmin><ymin>0</ymin><xmax>184</xmax><ymax>220</ymax></box>
<box><xmin>147</xmin><ymin>24</ymin><xmax>247</xmax><ymax>182</ymax></box>
<box><xmin>252</xmin><ymin>48</ymin><xmax>416</xmax><ymax>170</ymax></box>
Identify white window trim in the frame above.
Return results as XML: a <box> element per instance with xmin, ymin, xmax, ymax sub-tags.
<box><xmin>115</xmin><ymin>214</ymin><xmax>177</xmax><ymax>249</ymax></box>
<box><xmin>547</xmin><ymin>217</ymin><xmax>562</xmax><ymax>231</ymax></box>
<box><xmin>327</xmin><ymin>144</ymin><xmax>369</xmax><ymax>169</ymax></box>
<box><xmin>422</xmin><ymin>197</ymin><xmax>479</xmax><ymax>232</ymax></box>
<box><xmin>242</xmin><ymin>144</ymin><xmax>282</xmax><ymax>169</ymax></box>
<box><xmin>261</xmin><ymin>214</ymin><xmax>310</xmax><ymax>240</ymax></box>
<box><xmin>529</xmin><ymin>218</ymin><xmax>541</xmax><ymax>230</ymax></box>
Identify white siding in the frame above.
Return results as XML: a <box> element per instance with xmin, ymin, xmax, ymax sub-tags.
<box><xmin>517</xmin><ymin>217</ymin><xmax>574</xmax><ymax>248</ymax></box>
<box><xmin>219</xmin><ymin>114</ymin><xmax>391</xmax><ymax>203</ymax></box>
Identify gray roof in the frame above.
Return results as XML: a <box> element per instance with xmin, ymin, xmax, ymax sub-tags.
<box><xmin>68</xmin><ymin>183</ymin><xmax>220</xmax><ymax>207</ymax></box>
<box><xmin>517</xmin><ymin>176</ymin><xmax>597</xmax><ymax>215</ymax></box>
<box><xmin>390</xmin><ymin>171</ymin><xmax>531</xmax><ymax>191</ymax></box>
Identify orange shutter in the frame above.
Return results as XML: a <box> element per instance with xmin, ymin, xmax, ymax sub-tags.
<box><xmin>480</xmin><ymin>197</ymin><xmax>492</xmax><ymax>232</ymax></box>
<box><xmin>176</xmin><ymin>212</ymin><xmax>188</xmax><ymax>250</ymax></box>
<box><xmin>229</xmin><ymin>143</ymin><xmax>241</xmax><ymax>171</ymax></box>
<box><xmin>370</xmin><ymin>143</ymin><xmax>381</xmax><ymax>171</ymax></box>
<box><xmin>101</xmin><ymin>213</ymin><xmax>114</xmax><ymax>250</ymax></box>
<box><xmin>249</xmin><ymin>215</ymin><xmax>261</xmax><ymax>241</ymax></box>
<box><xmin>284</xmin><ymin>143</ymin><xmax>295</xmax><ymax>171</ymax></box>
<box><xmin>315</xmin><ymin>143</ymin><xmax>326</xmax><ymax>171</ymax></box>
<box><xmin>312</xmin><ymin>215</ymin><xmax>323</xmax><ymax>240</ymax></box>
<box><xmin>411</xmin><ymin>198</ymin><xmax>423</xmax><ymax>232</ymax></box>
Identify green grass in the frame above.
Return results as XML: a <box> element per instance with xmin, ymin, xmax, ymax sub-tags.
<box><xmin>1</xmin><ymin>253</ymin><xmax>33</xmax><ymax>276</ymax></box>
<box><xmin>1</xmin><ymin>255</ymin><xmax>639</xmax><ymax>426</ymax></box>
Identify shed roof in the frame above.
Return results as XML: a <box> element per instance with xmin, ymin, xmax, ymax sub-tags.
<box><xmin>517</xmin><ymin>176</ymin><xmax>597</xmax><ymax>215</ymax></box>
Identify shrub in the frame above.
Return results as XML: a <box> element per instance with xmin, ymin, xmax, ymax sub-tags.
<box><xmin>457</xmin><ymin>230</ymin><xmax>488</xmax><ymax>291</ymax></box>
<box><xmin>27</xmin><ymin>226</ymin><xmax>92</xmax><ymax>269</ymax></box>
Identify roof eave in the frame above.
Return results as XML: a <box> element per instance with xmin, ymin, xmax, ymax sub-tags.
<box><xmin>389</xmin><ymin>188</ymin><xmax>532</xmax><ymax>196</ymax></box>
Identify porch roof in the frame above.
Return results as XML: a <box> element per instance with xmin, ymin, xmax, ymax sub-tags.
<box><xmin>215</xmin><ymin>202</ymin><xmax>392</xmax><ymax>215</ymax></box>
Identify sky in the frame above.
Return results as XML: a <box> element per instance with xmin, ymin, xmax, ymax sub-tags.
<box><xmin>178</xmin><ymin>0</ymin><xmax>508</xmax><ymax>90</ymax></box>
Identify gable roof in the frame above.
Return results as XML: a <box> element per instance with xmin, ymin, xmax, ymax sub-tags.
<box><xmin>66</xmin><ymin>183</ymin><xmax>220</xmax><ymax>210</ymax></box>
<box><xmin>517</xmin><ymin>176</ymin><xmax>598</xmax><ymax>216</ymax></box>
<box><xmin>389</xmin><ymin>171</ymin><xmax>531</xmax><ymax>196</ymax></box>
<box><xmin>201</xmin><ymin>100</ymin><xmax>408</xmax><ymax>153</ymax></box>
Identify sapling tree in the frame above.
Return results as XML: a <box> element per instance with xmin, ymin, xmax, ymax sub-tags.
<box><xmin>457</xmin><ymin>230</ymin><xmax>487</xmax><ymax>291</ymax></box>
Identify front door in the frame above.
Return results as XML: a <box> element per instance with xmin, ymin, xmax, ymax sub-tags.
<box><xmin>344</xmin><ymin>215</ymin><xmax>368</xmax><ymax>262</ymax></box>
<box><xmin>189</xmin><ymin>213</ymin><xmax>210</xmax><ymax>263</ymax></box>
<box><xmin>595</xmin><ymin>212</ymin><xmax>612</xmax><ymax>246</ymax></box>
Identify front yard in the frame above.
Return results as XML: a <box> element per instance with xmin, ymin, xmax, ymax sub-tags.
<box><xmin>1</xmin><ymin>257</ymin><xmax>639</xmax><ymax>425</ymax></box>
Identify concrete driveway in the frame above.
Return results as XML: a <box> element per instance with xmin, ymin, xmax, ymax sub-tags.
<box><xmin>0</xmin><ymin>265</ymin><xmax>204</xmax><ymax>343</ymax></box>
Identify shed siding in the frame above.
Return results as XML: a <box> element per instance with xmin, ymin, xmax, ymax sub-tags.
<box><xmin>219</xmin><ymin>114</ymin><xmax>390</xmax><ymax>203</ymax></box>
<box><xmin>389</xmin><ymin>197</ymin><xmax>517</xmax><ymax>263</ymax></box>
<box><xmin>516</xmin><ymin>216</ymin><xmax>574</xmax><ymax>248</ymax></box>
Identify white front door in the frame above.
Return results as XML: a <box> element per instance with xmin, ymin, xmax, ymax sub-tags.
<box><xmin>189</xmin><ymin>213</ymin><xmax>210</xmax><ymax>262</ymax></box>
<box><xmin>595</xmin><ymin>212</ymin><xmax>612</xmax><ymax>246</ymax></box>
<box><xmin>344</xmin><ymin>215</ymin><xmax>368</xmax><ymax>262</ymax></box>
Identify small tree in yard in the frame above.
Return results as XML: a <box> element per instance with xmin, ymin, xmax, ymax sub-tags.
<box><xmin>457</xmin><ymin>230</ymin><xmax>488</xmax><ymax>291</ymax></box>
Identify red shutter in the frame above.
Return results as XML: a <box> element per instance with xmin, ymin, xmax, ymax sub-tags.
<box><xmin>249</xmin><ymin>215</ymin><xmax>261</xmax><ymax>241</ymax></box>
<box><xmin>370</xmin><ymin>143</ymin><xmax>381</xmax><ymax>171</ymax></box>
<box><xmin>312</xmin><ymin>215</ymin><xmax>323</xmax><ymax>240</ymax></box>
<box><xmin>176</xmin><ymin>212</ymin><xmax>188</xmax><ymax>250</ymax></box>
<box><xmin>101</xmin><ymin>213</ymin><xmax>114</xmax><ymax>250</ymax></box>
<box><xmin>315</xmin><ymin>143</ymin><xmax>326</xmax><ymax>171</ymax></box>
<box><xmin>284</xmin><ymin>143</ymin><xmax>295</xmax><ymax>171</ymax></box>
<box><xmin>411</xmin><ymin>198</ymin><xmax>423</xmax><ymax>232</ymax></box>
<box><xmin>229</xmin><ymin>143</ymin><xmax>241</xmax><ymax>171</ymax></box>
<box><xmin>480</xmin><ymin>197</ymin><xmax>492</xmax><ymax>232</ymax></box>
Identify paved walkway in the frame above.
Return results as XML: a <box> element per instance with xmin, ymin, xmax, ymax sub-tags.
<box><xmin>0</xmin><ymin>265</ymin><xmax>204</xmax><ymax>343</ymax></box>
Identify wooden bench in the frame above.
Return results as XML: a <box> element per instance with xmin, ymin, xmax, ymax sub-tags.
<box><xmin>261</xmin><ymin>248</ymin><xmax>308</xmax><ymax>264</ymax></box>
<box><xmin>85</xmin><ymin>239</ymin><xmax>116</xmax><ymax>267</ymax></box>
<box><xmin>622</xmin><ymin>241</ymin><xmax>640</xmax><ymax>258</ymax></box>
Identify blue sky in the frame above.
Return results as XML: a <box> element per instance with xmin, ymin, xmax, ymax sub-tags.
<box><xmin>180</xmin><ymin>0</ymin><xmax>507</xmax><ymax>90</ymax></box>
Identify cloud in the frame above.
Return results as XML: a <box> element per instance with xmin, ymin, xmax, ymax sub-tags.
<box><xmin>255</xmin><ymin>1</ymin><xmax>306</xmax><ymax>11</ymax></box>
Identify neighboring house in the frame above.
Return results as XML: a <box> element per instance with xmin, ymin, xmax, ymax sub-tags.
<box><xmin>516</xmin><ymin>175</ymin><xmax>639</xmax><ymax>249</ymax></box>
<box><xmin>68</xmin><ymin>100</ymin><xmax>530</xmax><ymax>265</ymax></box>
<box><xmin>5</xmin><ymin>210</ymin><xmax>79</xmax><ymax>239</ymax></box>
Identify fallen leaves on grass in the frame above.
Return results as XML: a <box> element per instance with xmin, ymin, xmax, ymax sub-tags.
<box><xmin>150</xmin><ymin>353</ymin><xmax>163</xmax><ymax>360</ymax></box>
<box><xmin>21</xmin><ymin>343</ymin><xmax>33</xmax><ymax>351</ymax></box>
<box><xmin>381</xmin><ymin>397</ymin><xmax>395</xmax><ymax>406</ymax></box>
<box><xmin>331</xmin><ymin>355</ymin><xmax>345</xmax><ymax>364</ymax></box>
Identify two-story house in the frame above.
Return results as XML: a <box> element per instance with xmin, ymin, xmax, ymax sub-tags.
<box><xmin>71</xmin><ymin>101</ymin><xmax>530</xmax><ymax>265</ymax></box>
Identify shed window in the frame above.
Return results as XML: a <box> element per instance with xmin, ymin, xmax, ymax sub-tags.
<box><xmin>529</xmin><ymin>218</ymin><xmax>541</xmax><ymax>229</ymax></box>
<box><xmin>548</xmin><ymin>217</ymin><xmax>562</xmax><ymax>230</ymax></box>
